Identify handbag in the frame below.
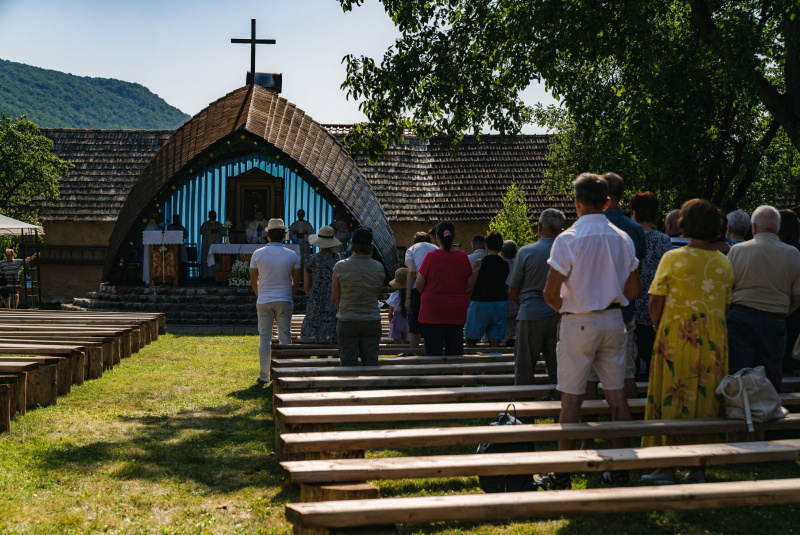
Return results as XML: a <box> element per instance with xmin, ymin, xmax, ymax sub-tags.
<box><xmin>476</xmin><ymin>404</ymin><xmax>536</xmax><ymax>493</ymax></box>
<box><xmin>715</xmin><ymin>366</ymin><xmax>788</xmax><ymax>432</ymax></box>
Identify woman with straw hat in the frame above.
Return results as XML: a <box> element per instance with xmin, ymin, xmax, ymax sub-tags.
<box><xmin>300</xmin><ymin>226</ymin><xmax>341</xmax><ymax>343</ymax></box>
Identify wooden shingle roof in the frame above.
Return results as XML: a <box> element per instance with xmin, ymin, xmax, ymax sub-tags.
<box><xmin>40</xmin><ymin>129</ymin><xmax>173</xmax><ymax>221</ymax></box>
<box><xmin>41</xmin><ymin>130</ymin><xmax>572</xmax><ymax>224</ymax></box>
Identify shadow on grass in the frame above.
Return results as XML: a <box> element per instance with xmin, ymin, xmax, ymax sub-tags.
<box><xmin>34</xmin><ymin>391</ymin><xmax>290</xmax><ymax>497</ymax></box>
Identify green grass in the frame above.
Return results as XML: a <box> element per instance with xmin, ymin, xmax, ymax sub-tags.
<box><xmin>1</xmin><ymin>334</ymin><xmax>799</xmax><ymax>534</ymax></box>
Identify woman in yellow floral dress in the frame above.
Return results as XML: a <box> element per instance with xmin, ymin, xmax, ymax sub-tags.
<box><xmin>642</xmin><ymin>199</ymin><xmax>734</xmax><ymax>484</ymax></box>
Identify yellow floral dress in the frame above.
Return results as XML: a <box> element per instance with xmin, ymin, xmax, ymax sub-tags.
<box><xmin>642</xmin><ymin>247</ymin><xmax>733</xmax><ymax>447</ymax></box>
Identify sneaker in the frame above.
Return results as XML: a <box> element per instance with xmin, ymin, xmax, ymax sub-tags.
<box><xmin>641</xmin><ymin>470</ymin><xmax>676</xmax><ymax>485</ymax></box>
<box><xmin>685</xmin><ymin>469</ymin><xmax>706</xmax><ymax>483</ymax></box>
<box><xmin>533</xmin><ymin>472</ymin><xmax>572</xmax><ymax>490</ymax></box>
<box><xmin>601</xmin><ymin>470</ymin><xmax>631</xmax><ymax>487</ymax></box>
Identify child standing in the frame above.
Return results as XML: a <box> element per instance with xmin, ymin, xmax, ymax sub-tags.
<box><xmin>386</xmin><ymin>267</ymin><xmax>410</xmax><ymax>344</ymax></box>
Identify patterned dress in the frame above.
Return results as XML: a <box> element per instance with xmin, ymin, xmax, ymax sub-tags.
<box><xmin>300</xmin><ymin>253</ymin><xmax>338</xmax><ymax>343</ymax></box>
<box><xmin>642</xmin><ymin>247</ymin><xmax>733</xmax><ymax>447</ymax></box>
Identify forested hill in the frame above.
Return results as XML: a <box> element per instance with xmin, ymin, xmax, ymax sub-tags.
<box><xmin>0</xmin><ymin>59</ymin><xmax>190</xmax><ymax>129</ymax></box>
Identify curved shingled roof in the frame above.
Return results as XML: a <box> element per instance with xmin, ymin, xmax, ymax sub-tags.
<box><xmin>103</xmin><ymin>85</ymin><xmax>396</xmax><ymax>279</ymax></box>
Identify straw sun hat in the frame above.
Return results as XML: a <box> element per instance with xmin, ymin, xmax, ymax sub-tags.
<box><xmin>266</xmin><ymin>218</ymin><xmax>286</xmax><ymax>230</ymax></box>
<box><xmin>309</xmin><ymin>226</ymin><xmax>342</xmax><ymax>248</ymax></box>
<box><xmin>389</xmin><ymin>267</ymin><xmax>409</xmax><ymax>289</ymax></box>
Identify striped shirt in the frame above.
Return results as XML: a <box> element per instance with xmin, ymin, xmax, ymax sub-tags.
<box><xmin>0</xmin><ymin>259</ymin><xmax>24</xmax><ymax>286</ymax></box>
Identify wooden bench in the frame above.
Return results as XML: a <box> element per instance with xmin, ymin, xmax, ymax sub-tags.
<box><xmin>0</xmin><ymin>359</ymin><xmax>54</xmax><ymax>409</ymax></box>
<box><xmin>275</xmin><ymin>394</ymin><xmax>800</xmax><ymax>461</ymax></box>
<box><xmin>281</xmin><ymin>413</ymin><xmax>800</xmax><ymax>460</ymax></box>
<box><xmin>272</xmin><ymin>354</ymin><xmax>518</xmax><ymax>368</ymax></box>
<box><xmin>0</xmin><ymin>325</ymin><xmax>136</xmax><ymax>357</ymax></box>
<box><xmin>285</xmin><ymin>477</ymin><xmax>800</xmax><ymax>534</ymax></box>
<box><xmin>272</xmin><ymin>348</ymin><xmax>513</xmax><ymax>358</ymax></box>
<box><xmin>273</xmin><ymin>362</ymin><xmax>515</xmax><ymax>378</ymax></box>
<box><xmin>0</xmin><ymin>365</ymin><xmax>34</xmax><ymax>414</ymax></box>
<box><xmin>0</xmin><ymin>343</ymin><xmax>87</xmax><ymax>385</ymax></box>
<box><xmin>0</xmin><ymin>333</ymin><xmax>120</xmax><ymax>367</ymax></box>
<box><xmin>0</xmin><ymin>338</ymin><xmax>106</xmax><ymax>378</ymax></box>
<box><xmin>0</xmin><ymin>310</ymin><xmax>163</xmax><ymax>343</ymax></box>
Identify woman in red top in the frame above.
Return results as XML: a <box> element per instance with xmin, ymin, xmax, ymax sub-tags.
<box><xmin>416</xmin><ymin>221</ymin><xmax>476</xmax><ymax>355</ymax></box>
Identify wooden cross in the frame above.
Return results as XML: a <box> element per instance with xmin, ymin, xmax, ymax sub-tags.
<box><xmin>231</xmin><ymin>19</ymin><xmax>276</xmax><ymax>84</ymax></box>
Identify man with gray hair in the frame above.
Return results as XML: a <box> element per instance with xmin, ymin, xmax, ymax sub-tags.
<box><xmin>727</xmin><ymin>205</ymin><xmax>800</xmax><ymax>391</ymax></box>
<box><xmin>665</xmin><ymin>209</ymin><xmax>689</xmax><ymax>248</ymax></box>
<box><xmin>507</xmin><ymin>208</ymin><xmax>565</xmax><ymax>385</ymax></box>
<box><xmin>727</xmin><ymin>209</ymin><xmax>751</xmax><ymax>244</ymax></box>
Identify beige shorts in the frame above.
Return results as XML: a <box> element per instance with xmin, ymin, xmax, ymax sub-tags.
<box><xmin>556</xmin><ymin>309</ymin><xmax>627</xmax><ymax>395</ymax></box>
<box><xmin>586</xmin><ymin>319</ymin><xmax>637</xmax><ymax>383</ymax></box>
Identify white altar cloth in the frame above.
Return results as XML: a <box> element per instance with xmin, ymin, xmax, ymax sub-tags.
<box><xmin>207</xmin><ymin>243</ymin><xmax>300</xmax><ymax>267</ymax></box>
<box><xmin>142</xmin><ymin>230</ymin><xmax>185</xmax><ymax>284</ymax></box>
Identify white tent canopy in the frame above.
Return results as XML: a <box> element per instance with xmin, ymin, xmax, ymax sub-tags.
<box><xmin>0</xmin><ymin>214</ymin><xmax>45</xmax><ymax>236</ymax></box>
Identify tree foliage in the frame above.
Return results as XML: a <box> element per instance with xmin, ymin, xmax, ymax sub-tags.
<box><xmin>339</xmin><ymin>0</ymin><xmax>800</xmax><ymax>206</ymax></box>
<box><xmin>488</xmin><ymin>182</ymin><xmax>536</xmax><ymax>247</ymax></box>
<box><xmin>0</xmin><ymin>109</ymin><xmax>71</xmax><ymax>222</ymax></box>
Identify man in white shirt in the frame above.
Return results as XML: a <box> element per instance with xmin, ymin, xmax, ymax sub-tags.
<box><xmin>404</xmin><ymin>231</ymin><xmax>438</xmax><ymax>348</ymax></box>
<box><xmin>541</xmin><ymin>173</ymin><xmax>641</xmax><ymax>489</ymax></box>
<box><xmin>249</xmin><ymin>218</ymin><xmax>301</xmax><ymax>385</ymax></box>
<box><xmin>467</xmin><ymin>235</ymin><xmax>486</xmax><ymax>265</ymax></box>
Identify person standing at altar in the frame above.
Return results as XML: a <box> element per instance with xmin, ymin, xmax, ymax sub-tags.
<box><xmin>144</xmin><ymin>212</ymin><xmax>164</xmax><ymax>231</ymax></box>
<box><xmin>200</xmin><ymin>210</ymin><xmax>227</xmax><ymax>280</ymax></box>
<box><xmin>330</xmin><ymin>209</ymin><xmax>350</xmax><ymax>252</ymax></box>
<box><xmin>250</xmin><ymin>219</ymin><xmax>301</xmax><ymax>386</ymax></box>
<box><xmin>246</xmin><ymin>210</ymin><xmax>269</xmax><ymax>244</ymax></box>
<box><xmin>290</xmin><ymin>209</ymin><xmax>315</xmax><ymax>266</ymax></box>
<box><xmin>167</xmin><ymin>214</ymin><xmax>189</xmax><ymax>240</ymax></box>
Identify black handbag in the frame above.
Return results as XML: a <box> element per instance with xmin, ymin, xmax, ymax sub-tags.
<box><xmin>476</xmin><ymin>404</ymin><xmax>536</xmax><ymax>493</ymax></box>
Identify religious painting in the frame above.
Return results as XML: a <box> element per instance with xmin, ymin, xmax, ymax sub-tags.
<box><xmin>241</xmin><ymin>187</ymin><xmax>271</xmax><ymax>222</ymax></box>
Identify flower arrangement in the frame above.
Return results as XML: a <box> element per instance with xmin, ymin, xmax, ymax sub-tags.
<box><xmin>229</xmin><ymin>259</ymin><xmax>251</xmax><ymax>287</ymax></box>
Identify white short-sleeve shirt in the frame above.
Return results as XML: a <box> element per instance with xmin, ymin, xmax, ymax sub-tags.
<box><xmin>249</xmin><ymin>243</ymin><xmax>301</xmax><ymax>304</ymax></box>
<box><xmin>547</xmin><ymin>213</ymin><xmax>639</xmax><ymax>314</ymax></box>
<box><xmin>404</xmin><ymin>242</ymin><xmax>438</xmax><ymax>288</ymax></box>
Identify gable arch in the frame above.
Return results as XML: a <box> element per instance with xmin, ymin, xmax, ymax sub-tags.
<box><xmin>104</xmin><ymin>85</ymin><xmax>396</xmax><ymax>280</ymax></box>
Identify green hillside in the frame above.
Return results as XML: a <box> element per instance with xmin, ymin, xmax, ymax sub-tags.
<box><xmin>0</xmin><ymin>58</ymin><xmax>190</xmax><ymax>129</ymax></box>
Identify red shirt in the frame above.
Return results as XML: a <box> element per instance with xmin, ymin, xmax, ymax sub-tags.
<box><xmin>418</xmin><ymin>249</ymin><xmax>473</xmax><ymax>324</ymax></box>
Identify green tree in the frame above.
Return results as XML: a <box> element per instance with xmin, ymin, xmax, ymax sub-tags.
<box><xmin>488</xmin><ymin>182</ymin><xmax>536</xmax><ymax>247</ymax></box>
<box><xmin>0</xmin><ymin>109</ymin><xmax>71</xmax><ymax>222</ymax></box>
<box><xmin>338</xmin><ymin>0</ymin><xmax>800</xmax><ymax>205</ymax></box>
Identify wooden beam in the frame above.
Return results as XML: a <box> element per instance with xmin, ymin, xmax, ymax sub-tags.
<box><xmin>285</xmin><ymin>478</ymin><xmax>800</xmax><ymax>529</ymax></box>
<box><xmin>282</xmin><ymin>413</ymin><xmax>800</xmax><ymax>454</ymax></box>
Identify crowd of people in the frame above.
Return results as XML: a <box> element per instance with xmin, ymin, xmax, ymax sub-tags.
<box><xmin>248</xmin><ymin>172</ymin><xmax>800</xmax><ymax>488</ymax></box>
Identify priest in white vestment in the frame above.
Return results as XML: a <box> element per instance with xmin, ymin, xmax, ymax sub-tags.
<box><xmin>245</xmin><ymin>211</ymin><xmax>269</xmax><ymax>244</ymax></box>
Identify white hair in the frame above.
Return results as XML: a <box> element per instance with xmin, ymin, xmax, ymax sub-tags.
<box><xmin>751</xmin><ymin>205</ymin><xmax>781</xmax><ymax>232</ymax></box>
<box><xmin>538</xmin><ymin>208</ymin><xmax>566</xmax><ymax>234</ymax></box>
<box><xmin>726</xmin><ymin>209</ymin><xmax>751</xmax><ymax>236</ymax></box>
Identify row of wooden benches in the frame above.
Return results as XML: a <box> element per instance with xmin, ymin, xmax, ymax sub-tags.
<box><xmin>267</xmin><ymin>342</ymin><xmax>800</xmax><ymax>534</ymax></box>
<box><xmin>0</xmin><ymin>309</ymin><xmax>165</xmax><ymax>433</ymax></box>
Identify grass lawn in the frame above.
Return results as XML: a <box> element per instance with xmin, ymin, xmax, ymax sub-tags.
<box><xmin>0</xmin><ymin>333</ymin><xmax>798</xmax><ymax>534</ymax></box>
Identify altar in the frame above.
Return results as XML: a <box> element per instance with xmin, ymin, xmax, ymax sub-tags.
<box><xmin>207</xmin><ymin>243</ymin><xmax>300</xmax><ymax>283</ymax></box>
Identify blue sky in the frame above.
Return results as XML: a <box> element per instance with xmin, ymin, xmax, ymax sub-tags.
<box><xmin>0</xmin><ymin>0</ymin><xmax>555</xmax><ymax>131</ymax></box>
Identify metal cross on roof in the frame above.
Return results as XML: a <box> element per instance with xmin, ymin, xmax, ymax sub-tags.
<box><xmin>231</xmin><ymin>19</ymin><xmax>276</xmax><ymax>84</ymax></box>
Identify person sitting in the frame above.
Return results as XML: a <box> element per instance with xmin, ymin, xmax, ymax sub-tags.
<box><xmin>332</xmin><ymin>228</ymin><xmax>386</xmax><ymax>366</ymax></box>
<box><xmin>465</xmin><ymin>231</ymin><xmax>509</xmax><ymax>349</ymax></box>
<box><xmin>245</xmin><ymin>211</ymin><xmax>270</xmax><ymax>244</ymax></box>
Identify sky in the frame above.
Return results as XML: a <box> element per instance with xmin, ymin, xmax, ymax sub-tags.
<box><xmin>0</xmin><ymin>0</ymin><xmax>556</xmax><ymax>132</ymax></box>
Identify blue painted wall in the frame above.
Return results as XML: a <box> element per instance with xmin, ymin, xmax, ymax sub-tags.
<box><xmin>161</xmin><ymin>153</ymin><xmax>335</xmax><ymax>248</ymax></box>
